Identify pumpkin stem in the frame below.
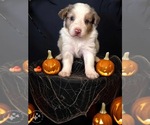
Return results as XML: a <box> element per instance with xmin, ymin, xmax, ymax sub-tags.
<box><xmin>100</xmin><ymin>102</ymin><xmax>107</xmax><ymax>114</ymax></box>
<box><xmin>122</xmin><ymin>52</ymin><xmax>130</xmax><ymax>60</ymax></box>
<box><xmin>104</xmin><ymin>52</ymin><xmax>110</xmax><ymax>60</ymax></box>
<box><xmin>47</xmin><ymin>50</ymin><xmax>53</xmax><ymax>59</ymax></box>
<box><xmin>122</xmin><ymin>104</ymin><xmax>126</xmax><ymax>114</ymax></box>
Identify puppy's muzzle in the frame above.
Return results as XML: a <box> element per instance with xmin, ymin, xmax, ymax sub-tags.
<box><xmin>74</xmin><ymin>28</ymin><xmax>82</xmax><ymax>36</ymax></box>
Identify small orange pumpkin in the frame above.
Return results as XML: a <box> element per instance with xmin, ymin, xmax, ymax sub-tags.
<box><xmin>28</xmin><ymin>103</ymin><xmax>35</xmax><ymax>124</ymax></box>
<box><xmin>42</xmin><ymin>50</ymin><xmax>61</xmax><ymax>75</ymax></box>
<box><xmin>92</xmin><ymin>102</ymin><xmax>113</xmax><ymax>125</ymax></box>
<box><xmin>131</xmin><ymin>96</ymin><xmax>150</xmax><ymax>125</ymax></box>
<box><xmin>23</xmin><ymin>60</ymin><xmax>28</xmax><ymax>73</ymax></box>
<box><xmin>110</xmin><ymin>97</ymin><xmax>122</xmax><ymax>124</ymax></box>
<box><xmin>122</xmin><ymin>104</ymin><xmax>135</xmax><ymax>125</ymax></box>
<box><xmin>96</xmin><ymin>52</ymin><xmax>115</xmax><ymax>76</ymax></box>
<box><xmin>122</xmin><ymin>52</ymin><xmax>138</xmax><ymax>76</ymax></box>
<box><xmin>0</xmin><ymin>103</ymin><xmax>11</xmax><ymax>124</ymax></box>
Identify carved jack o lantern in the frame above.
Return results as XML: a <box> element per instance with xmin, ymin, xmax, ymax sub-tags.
<box><xmin>42</xmin><ymin>50</ymin><xmax>61</xmax><ymax>75</ymax></box>
<box><xmin>96</xmin><ymin>52</ymin><xmax>115</xmax><ymax>76</ymax></box>
<box><xmin>110</xmin><ymin>97</ymin><xmax>122</xmax><ymax>124</ymax></box>
<box><xmin>28</xmin><ymin>103</ymin><xmax>35</xmax><ymax>124</ymax></box>
<box><xmin>0</xmin><ymin>103</ymin><xmax>10</xmax><ymax>124</ymax></box>
<box><xmin>92</xmin><ymin>102</ymin><xmax>113</xmax><ymax>125</ymax></box>
<box><xmin>132</xmin><ymin>96</ymin><xmax>150</xmax><ymax>125</ymax></box>
<box><xmin>122</xmin><ymin>52</ymin><xmax>138</xmax><ymax>76</ymax></box>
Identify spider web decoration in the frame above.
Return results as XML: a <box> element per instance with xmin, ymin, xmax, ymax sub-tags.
<box><xmin>122</xmin><ymin>55</ymin><xmax>150</xmax><ymax>105</ymax></box>
<box><xmin>0</xmin><ymin>60</ymin><xmax>28</xmax><ymax>115</ymax></box>
<box><xmin>29</xmin><ymin>56</ymin><xmax>121</xmax><ymax>124</ymax></box>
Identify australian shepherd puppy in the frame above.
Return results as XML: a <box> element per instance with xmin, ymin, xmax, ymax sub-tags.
<box><xmin>56</xmin><ymin>3</ymin><xmax>100</xmax><ymax>79</ymax></box>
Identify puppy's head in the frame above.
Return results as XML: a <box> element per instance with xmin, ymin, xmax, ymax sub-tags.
<box><xmin>58</xmin><ymin>3</ymin><xmax>100</xmax><ymax>38</ymax></box>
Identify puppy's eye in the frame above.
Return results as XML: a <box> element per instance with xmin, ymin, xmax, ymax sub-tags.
<box><xmin>85</xmin><ymin>19</ymin><xmax>90</xmax><ymax>24</ymax></box>
<box><xmin>70</xmin><ymin>16</ymin><xmax>75</xmax><ymax>21</ymax></box>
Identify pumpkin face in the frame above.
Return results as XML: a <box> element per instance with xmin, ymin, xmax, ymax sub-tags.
<box><xmin>122</xmin><ymin>60</ymin><xmax>138</xmax><ymax>76</ymax></box>
<box><xmin>131</xmin><ymin>96</ymin><xmax>150</xmax><ymax>124</ymax></box>
<box><xmin>93</xmin><ymin>103</ymin><xmax>112</xmax><ymax>125</ymax></box>
<box><xmin>93</xmin><ymin>113</ymin><xmax>113</xmax><ymax>125</ymax></box>
<box><xmin>96</xmin><ymin>52</ymin><xmax>114</xmax><ymax>76</ymax></box>
<box><xmin>110</xmin><ymin>97</ymin><xmax>122</xmax><ymax>124</ymax></box>
<box><xmin>122</xmin><ymin>52</ymin><xmax>138</xmax><ymax>76</ymax></box>
<box><xmin>0</xmin><ymin>103</ymin><xmax>10</xmax><ymax>124</ymax></box>
<box><xmin>28</xmin><ymin>103</ymin><xmax>35</xmax><ymax>124</ymax></box>
<box><xmin>42</xmin><ymin>58</ymin><xmax>61</xmax><ymax>75</ymax></box>
<box><xmin>42</xmin><ymin>50</ymin><xmax>61</xmax><ymax>75</ymax></box>
<box><xmin>23</xmin><ymin>60</ymin><xmax>28</xmax><ymax>73</ymax></box>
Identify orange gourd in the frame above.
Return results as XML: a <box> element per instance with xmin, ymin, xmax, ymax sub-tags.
<box><xmin>122</xmin><ymin>52</ymin><xmax>138</xmax><ymax>76</ymax></box>
<box><xmin>34</xmin><ymin>66</ymin><xmax>42</xmax><ymax>72</ymax></box>
<box><xmin>9</xmin><ymin>66</ymin><xmax>22</xmax><ymax>72</ymax></box>
<box><xmin>110</xmin><ymin>97</ymin><xmax>122</xmax><ymax>124</ymax></box>
<box><xmin>96</xmin><ymin>52</ymin><xmax>114</xmax><ymax>76</ymax></box>
<box><xmin>92</xmin><ymin>102</ymin><xmax>113</xmax><ymax>125</ymax></box>
<box><xmin>42</xmin><ymin>50</ymin><xmax>61</xmax><ymax>75</ymax></box>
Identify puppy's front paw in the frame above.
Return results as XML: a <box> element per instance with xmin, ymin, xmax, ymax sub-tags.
<box><xmin>86</xmin><ymin>70</ymin><xmax>99</xmax><ymax>79</ymax></box>
<box><xmin>58</xmin><ymin>70</ymin><xmax>71</xmax><ymax>77</ymax></box>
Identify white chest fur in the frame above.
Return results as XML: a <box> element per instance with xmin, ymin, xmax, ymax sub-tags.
<box><xmin>62</xmin><ymin>36</ymin><xmax>96</xmax><ymax>58</ymax></box>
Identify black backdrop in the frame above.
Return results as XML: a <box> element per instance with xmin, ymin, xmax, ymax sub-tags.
<box><xmin>29</xmin><ymin>0</ymin><xmax>122</xmax><ymax>63</ymax></box>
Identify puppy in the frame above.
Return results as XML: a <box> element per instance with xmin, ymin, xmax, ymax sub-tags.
<box><xmin>56</xmin><ymin>3</ymin><xmax>100</xmax><ymax>79</ymax></box>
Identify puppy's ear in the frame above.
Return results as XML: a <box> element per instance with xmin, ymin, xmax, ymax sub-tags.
<box><xmin>91</xmin><ymin>8</ymin><xmax>100</xmax><ymax>26</ymax></box>
<box><xmin>58</xmin><ymin>4</ymin><xmax>73</xmax><ymax>20</ymax></box>
<box><xmin>93</xmin><ymin>12</ymin><xmax>100</xmax><ymax>26</ymax></box>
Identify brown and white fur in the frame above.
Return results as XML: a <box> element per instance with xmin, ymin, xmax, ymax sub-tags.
<box><xmin>56</xmin><ymin>3</ymin><xmax>100</xmax><ymax>79</ymax></box>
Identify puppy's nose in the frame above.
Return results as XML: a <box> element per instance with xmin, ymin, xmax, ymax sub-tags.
<box><xmin>75</xmin><ymin>28</ymin><xmax>81</xmax><ymax>35</ymax></box>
